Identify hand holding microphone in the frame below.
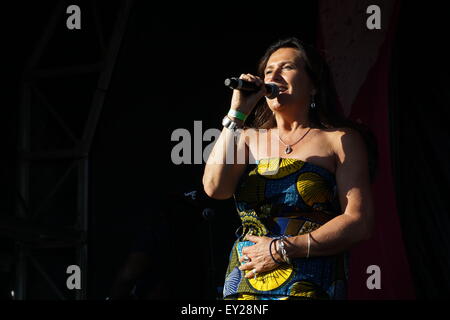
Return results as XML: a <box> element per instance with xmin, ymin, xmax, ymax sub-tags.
<box><xmin>224</xmin><ymin>77</ymin><xmax>279</xmax><ymax>99</ymax></box>
<box><xmin>225</xmin><ymin>74</ymin><xmax>279</xmax><ymax>121</ymax></box>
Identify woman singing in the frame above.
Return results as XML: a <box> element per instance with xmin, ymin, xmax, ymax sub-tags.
<box><xmin>203</xmin><ymin>37</ymin><xmax>376</xmax><ymax>300</ymax></box>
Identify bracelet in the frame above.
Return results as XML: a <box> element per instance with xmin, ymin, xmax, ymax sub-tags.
<box><xmin>269</xmin><ymin>238</ymin><xmax>284</xmax><ymax>265</ymax></box>
<box><xmin>306</xmin><ymin>233</ymin><xmax>312</xmax><ymax>258</ymax></box>
<box><xmin>228</xmin><ymin>109</ymin><xmax>248</xmax><ymax>122</ymax></box>
<box><xmin>277</xmin><ymin>237</ymin><xmax>291</xmax><ymax>264</ymax></box>
<box><xmin>222</xmin><ymin>115</ymin><xmax>243</xmax><ymax>131</ymax></box>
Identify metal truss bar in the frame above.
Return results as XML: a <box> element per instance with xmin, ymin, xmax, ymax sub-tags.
<box><xmin>21</xmin><ymin>148</ymin><xmax>87</xmax><ymax>161</ymax></box>
<box><xmin>29</xmin><ymin>62</ymin><xmax>104</xmax><ymax>79</ymax></box>
<box><xmin>82</xmin><ymin>0</ymin><xmax>134</xmax><ymax>149</ymax></box>
<box><xmin>17</xmin><ymin>0</ymin><xmax>69</xmax><ymax>220</ymax></box>
<box><xmin>91</xmin><ymin>1</ymin><xmax>106</xmax><ymax>55</ymax></box>
<box><xmin>23</xmin><ymin>1</ymin><xmax>69</xmax><ymax>72</ymax></box>
<box><xmin>0</xmin><ymin>215</ymin><xmax>82</xmax><ymax>243</ymax></box>
<box><xmin>15</xmin><ymin>243</ymin><xmax>27</xmax><ymax>300</ymax></box>
<box><xmin>32</xmin><ymin>85</ymin><xmax>79</xmax><ymax>144</ymax></box>
<box><xmin>27</xmin><ymin>253</ymin><xmax>67</xmax><ymax>300</ymax></box>
<box><xmin>17</xmin><ymin>83</ymin><xmax>32</xmax><ymax>220</ymax></box>
<box><xmin>98</xmin><ymin>0</ymin><xmax>134</xmax><ymax>91</ymax></box>
<box><xmin>32</xmin><ymin>160</ymin><xmax>78</xmax><ymax>221</ymax></box>
<box><xmin>16</xmin><ymin>189</ymin><xmax>30</xmax><ymax>217</ymax></box>
<box><xmin>76</xmin><ymin>158</ymin><xmax>88</xmax><ymax>300</ymax></box>
<box><xmin>14</xmin><ymin>0</ymin><xmax>134</xmax><ymax>300</ymax></box>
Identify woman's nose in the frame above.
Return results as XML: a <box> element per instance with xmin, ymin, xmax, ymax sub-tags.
<box><xmin>266</xmin><ymin>68</ymin><xmax>283</xmax><ymax>83</ymax></box>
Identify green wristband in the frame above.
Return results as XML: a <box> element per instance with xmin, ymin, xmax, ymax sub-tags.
<box><xmin>228</xmin><ymin>109</ymin><xmax>248</xmax><ymax>122</ymax></box>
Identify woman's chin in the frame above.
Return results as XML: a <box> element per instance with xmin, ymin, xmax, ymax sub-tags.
<box><xmin>271</xmin><ymin>104</ymin><xmax>285</xmax><ymax>112</ymax></box>
<box><xmin>268</xmin><ymin>96</ymin><xmax>289</xmax><ymax>111</ymax></box>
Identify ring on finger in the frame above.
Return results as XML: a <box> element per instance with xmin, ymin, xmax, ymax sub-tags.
<box><xmin>252</xmin><ymin>268</ymin><xmax>258</xmax><ymax>279</ymax></box>
<box><xmin>242</xmin><ymin>255</ymin><xmax>250</xmax><ymax>263</ymax></box>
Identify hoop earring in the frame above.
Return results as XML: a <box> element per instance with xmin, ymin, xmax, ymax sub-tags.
<box><xmin>310</xmin><ymin>95</ymin><xmax>316</xmax><ymax>109</ymax></box>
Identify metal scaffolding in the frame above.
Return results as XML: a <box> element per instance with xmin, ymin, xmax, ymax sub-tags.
<box><xmin>2</xmin><ymin>0</ymin><xmax>133</xmax><ymax>299</ymax></box>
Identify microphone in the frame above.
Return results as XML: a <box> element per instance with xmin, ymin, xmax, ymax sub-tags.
<box><xmin>224</xmin><ymin>77</ymin><xmax>279</xmax><ymax>99</ymax></box>
<box><xmin>202</xmin><ymin>208</ymin><xmax>216</xmax><ymax>221</ymax></box>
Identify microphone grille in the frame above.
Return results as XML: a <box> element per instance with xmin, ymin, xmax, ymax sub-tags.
<box><xmin>266</xmin><ymin>83</ymin><xmax>279</xmax><ymax>99</ymax></box>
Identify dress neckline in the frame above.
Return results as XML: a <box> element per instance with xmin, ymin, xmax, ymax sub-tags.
<box><xmin>255</xmin><ymin>157</ymin><xmax>336</xmax><ymax>177</ymax></box>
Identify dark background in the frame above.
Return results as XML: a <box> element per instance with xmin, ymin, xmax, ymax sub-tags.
<box><xmin>1</xmin><ymin>0</ymin><xmax>449</xmax><ymax>299</ymax></box>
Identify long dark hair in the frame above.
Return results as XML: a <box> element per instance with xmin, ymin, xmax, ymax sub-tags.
<box><xmin>250</xmin><ymin>37</ymin><xmax>378</xmax><ymax>181</ymax></box>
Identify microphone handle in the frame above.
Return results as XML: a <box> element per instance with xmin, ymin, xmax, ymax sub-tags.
<box><xmin>224</xmin><ymin>78</ymin><xmax>278</xmax><ymax>99</ymax></box>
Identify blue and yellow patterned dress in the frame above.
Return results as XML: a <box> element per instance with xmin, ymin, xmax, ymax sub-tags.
<box><xmin>223</xmin><ymin>157</ymin><xmax>348</xmax><ymax>300</ymax></box>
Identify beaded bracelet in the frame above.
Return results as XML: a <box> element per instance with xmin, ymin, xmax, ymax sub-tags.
<box><xmin>277</xmin><ymin>236</ymin><xmax>291</xmax><ymax>264</ymax></box>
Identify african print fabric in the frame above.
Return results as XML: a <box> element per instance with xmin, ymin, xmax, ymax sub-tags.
<box><xmin>223</xmin><ymin>157</ymin><xmax>348</xmax><ymax>300</ymax></box>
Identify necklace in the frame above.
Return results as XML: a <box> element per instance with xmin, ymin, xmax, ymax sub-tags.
<box><xmin>276</xmin><ymin>127</ymin><xmax>312</xmax><ymax>154</ymax></box>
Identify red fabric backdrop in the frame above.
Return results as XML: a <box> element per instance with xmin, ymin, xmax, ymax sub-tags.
<box><xmin>317</xmin><ymin>0</ymin><xmax>415</xmax><ymax>299</ymax></box>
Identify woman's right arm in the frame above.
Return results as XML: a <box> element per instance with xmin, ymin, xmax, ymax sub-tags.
<box><xmin>202</xmin><ymin>126</ymin><xmax>249</xmax><ymax>199</ymax></box>
<box><xmin>202</xmin><ymin>74</ymin><xmax>266</xmax><ymax>199</ymax></box>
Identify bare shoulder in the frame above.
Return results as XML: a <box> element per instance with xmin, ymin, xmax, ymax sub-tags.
<box><xmin>322</xmin><ymin>127</ymin><xmax>367</xmax><ymax>163</ymax></box>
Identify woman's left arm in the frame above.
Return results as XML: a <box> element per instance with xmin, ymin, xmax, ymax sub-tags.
<box><xmin>239</xmin><ymin>128</ymin><xmax>375</xmax><ymax>277</ymax></box>
<box><xmin>286</xmin><ymin>127</ymin><xmax>375</xmax><ymax>257</ymax></box>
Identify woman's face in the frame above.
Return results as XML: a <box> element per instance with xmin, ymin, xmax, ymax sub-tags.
<box><xmin>263</xmin><ymin>47</ymin><xmax>315</xmax><ymax>111</ymax></box>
